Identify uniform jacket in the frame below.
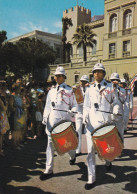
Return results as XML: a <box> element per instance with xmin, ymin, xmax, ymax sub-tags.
<box><xmin>83</xmin><ymin>79</ymin><xmax>119</xmax><ymax>132</ymax></box>
<box><xmin>43</xmin><ymin>82</ymin><xmax>78</xmax><ymax>133</ymax></box>
<box><xmin>123</xmin><ymin>88</ymin><xmax>133</xmax><ymax>117</ymax></box>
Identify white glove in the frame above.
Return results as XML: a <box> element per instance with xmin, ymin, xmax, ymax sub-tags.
<box><xmin>83</xmin><ymin>114</ymin><xmax>88</xmax><ymax>125</ymax></box>
<box><xmin>42</xmin><ymin>117</ymin><xmax>47</xmax><ymax>125</ymax></box>
<box><xmin>83</xmin><ymin>118</ymin><xmax>88</xmax><ymax>125</ymax></box>
<box><xmin>113</xmin><ymin>105</ymin><xmax>119</xmax><ymax>115</ymax></box>
<box><xmin>68</xmin><ymin>110</ymin><xmax>74</xmax><ymax>117</ymax></box>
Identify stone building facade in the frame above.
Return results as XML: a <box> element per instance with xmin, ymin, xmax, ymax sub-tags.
<box><xmin>49</xmin><ymin>0</ymin><xmax>137</xmax><ymax>86</ymax></box>
<box><xmin>8</xmin><ymin>30</ymin><xmax>62</xmax><ymax>64</ymax></box>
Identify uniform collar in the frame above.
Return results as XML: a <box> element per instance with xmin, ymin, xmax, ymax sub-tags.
<box><xmin>94</xmin><ymin>79</ymin><xmax>107</xmax><ymax>90</ymax></box>
<box><xmin>56</xmin><ymin>82</ymin><xmax>66</xmax><ymax>91</ymax></box>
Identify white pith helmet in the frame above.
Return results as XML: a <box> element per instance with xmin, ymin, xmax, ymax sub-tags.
<box><xmin>110</xmin><ymin>72</ymin><xmax>120</xmax><ymax>81</ymax></box>
<box><xmin>54</xmin><ymin>66</ymin><xmax>66</xmax><ymax>77</ymax></box>
<box><xmin>120</xmin><ymin>78</ymin><xmax>126</xmax><ymax>83</ymax></box>
<box><xmin>92</xmin><ymin>63</ymin><xmax>106</xmax><ymax>75</ymax></box>
<box><xmin>80</xmin><ymin>75</ymin><xmax>89</xmax><ymax>82</ymax></box>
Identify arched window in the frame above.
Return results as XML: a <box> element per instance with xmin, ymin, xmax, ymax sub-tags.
<box><xmin>110</xmin><ymin>13</ymin><xmax>117</xmax><ymax>32</ymax></box>
<box><xmin>92</xmin><ymin>40</ymin><xmax>97</xmax><ymax>55</ymax></box>
<box><xmin>77</xmin><ymin>46</ymin><xmax>83</xmax><ymax>57</ymax></box>
<box><xmin>123</xmin><ymin>9</ymin><xmax>132</xmax><ymax>29</ymax></box>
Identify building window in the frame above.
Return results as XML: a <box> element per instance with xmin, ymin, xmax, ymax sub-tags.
<box><xmin>109</xmin><ymin>43</ymin><xmax>116</xmax><ymax>59</ymax></box>
<box><xmin>74</xmin><ymin>75</ymin><xmax>79</xmax><ymax>83</ymax></box>
<box><xmin>110</xmin><ymin>13</ymin><xmax>117</xmax><ymax>32</ymax></box>
<box><xmin>92</xmin><ymin>40</ymin><xmax>97</xmax><ymax>55</ymax></box>
<box><xmin>89</xmin><ymin>74</ymin><xmax>94</xmax><ymax>82</ymax></box>
<box><xmin>123</xmin><ymin>40</ymin><xmax>130</xmax><ymax>57</ymax></box>
<box><xmin>77</xmin><ymin>46</ymin><xmax>83</xmax><ymax>57</ymax></box>
<box><xmin>123</xmin><ymin>9</ymin><xmax>132</xmax><ymax>29</ymax></box>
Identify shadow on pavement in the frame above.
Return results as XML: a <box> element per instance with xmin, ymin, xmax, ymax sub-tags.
<box><xmin>75</xmin><ymin>151</ymin><xmax>137</xmax><ymax>193</ymax></box>
<box><xmin>114</xmin><ymin>149</ymin><xmax>137</xmax><ymax>161</ymax></box>
<box><xmin>96</xmin><ymin>164</ymin><xmax>137</xmax><ymax>193</ymax></box>
<box><xmin>0</xmin><ymin>135</ymin><xmax>48</xmax><ymax>194</ymax></box>
<box><xmin>0</xmin><ymin>185</ymin><xmax>55</xmax><ymax>194</ymax></box>
<box><xmin>124</xmin><ymin>130</ymin><xmax>137</xmax><ymax>138</ymax></box>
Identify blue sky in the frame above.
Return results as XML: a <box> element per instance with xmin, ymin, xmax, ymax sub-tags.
<box><xmin>0</xmin><ymin>0</ymin><xmax>104</xmax><ymax>40</ymax></box>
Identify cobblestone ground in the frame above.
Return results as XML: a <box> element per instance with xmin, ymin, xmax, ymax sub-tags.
<box><xmin>0</xmin><ymin>98</ymin><xmax>137</xmax><ymax>194</ymax></box>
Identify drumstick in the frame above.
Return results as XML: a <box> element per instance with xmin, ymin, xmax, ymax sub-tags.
<box><xmin>53</xmin><ymin>108</ymin><xmax>78</xmax><ymax>114</ymax></box>
<box><xmin>96</xmin><ymin>109</ymin><xmax>122</xmax><ymax>116</ymax></box>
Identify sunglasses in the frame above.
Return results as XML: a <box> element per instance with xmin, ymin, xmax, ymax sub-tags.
<box><xmin>94</xmin><ymin>70</ymin><xmax>103</xmax><ymax>73</ymax></box>
<box><xmin>55</xmin><ymin>75</ymin><xmax>63</xmax><ymax>77</ymax></box>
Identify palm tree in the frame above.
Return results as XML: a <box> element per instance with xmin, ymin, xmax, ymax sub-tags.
<box><xmin>72</xmin><ymin>24</ymin><xmax>96</xmax><ymax>62</ymax></box>
<box><xmin>62</xmin><ymin>17</ymin><xmax>73</xmax><ymax>63</ymax></box>
<box><xmin>65</xmin><ymin>42</ymin><xmax>72</xmax><ymax>63</ymax></box>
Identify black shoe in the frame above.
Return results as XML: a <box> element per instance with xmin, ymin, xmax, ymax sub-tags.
<box><xmin>105</xmin><ymin>162</ymin><xmax>112</xmax><ymax>172</ymax></box>
<box><xmin>39</xmin><ymin>172</ymin><xmax>53</xmax><ymax>180</ymax></box>
<box><xmin>69</xmin><ymin>157</ymin><xmax>76</xmax><ymax>165</ymax></box>
<box><xmin>85</xmin><ymin>182</ymin><xmax>96</xmax><ymax>190</ymax></box>
<box><xmin>76</xmin><ymin>152</ymin><xmax>81</xmax><ymax>157</ymax></box>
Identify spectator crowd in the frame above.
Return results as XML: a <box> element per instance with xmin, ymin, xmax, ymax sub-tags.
<box><xmin>0</xmin><ymin>78</ymin><xmax>55</xmax><ymax>157</ymax></box>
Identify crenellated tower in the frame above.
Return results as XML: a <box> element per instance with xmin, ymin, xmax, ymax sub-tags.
<box><xmin>63</xmin><ymin>6</ymin><xmax>91</xmax><ymax>42</ymax></box>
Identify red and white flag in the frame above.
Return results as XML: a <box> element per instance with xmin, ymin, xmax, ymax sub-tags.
<box><xmin>129</xmin><ymin>74</ymin><xmax>137</xmax><ymax>92</ymax></box>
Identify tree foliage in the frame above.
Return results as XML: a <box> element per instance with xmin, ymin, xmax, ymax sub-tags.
<box><xmin>0</xmin><ymin>31</ymin><xmax>7</xmax><ymax>48</ymax></box>
<box><xmin>72</xmin><ymin>24</ymin><xmax>96</xmax><ymax>61</ymax></box>
<box><xmin>0</xmin><ymin>32</ymin><xmax>56</xmax><ymax>79</ymax></box>
<box><xmin>62</xmin><ymin>17</ymin><xmax>73</xmax><ymax>63</ymax></box>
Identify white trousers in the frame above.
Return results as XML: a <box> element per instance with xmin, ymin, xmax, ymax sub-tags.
<box><xmin>114</xmin><ymin>115</ymin><xmax>124</xmax><ymax>142</ymax></box>
<box><xmin>85</xmin><ymin>130</ymin><xmax>96</xmax><ymax>184</ymax></box>
<box><xmin>123</xmin><ymin>115</ymin><xmax>129</xmax><ymax>131</ymax></box>
<box><xmin>75</xmin><ymin>116</ymin><xmax>83</xmax><ymax>154</ymax></box>
<box><xmin>44</xmin><ymin>135</ymin><xmax>76</xmax><ymax>174</ymax></box>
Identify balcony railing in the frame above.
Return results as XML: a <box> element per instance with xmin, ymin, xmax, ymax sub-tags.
<box><xmin>122</xmin><ymin>29</ymin><xmax>131</xmax><ymax>35</ymax></box>
<box><xmin>109</xmin><ymin>53</ymin><xmax>115</xmax><ymax>59</ymax></box>
<box><xmin>108</xmin><ymin>32</ymin><xmax>117</xmax><ymax>38</ymax></box>
<box><xmin>123</xmin><ymin>51</ymin><xmax>130</xmax><ymax>57</ymax></box>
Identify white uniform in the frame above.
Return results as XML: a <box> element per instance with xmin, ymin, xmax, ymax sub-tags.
<box><xmin>113</xmin><ymin>86</ymin><xmax>127</xmax><ymax>141</ymax></box>
<box><xmin>75</xmin><ymin>86</ymin><xmax>88</xmax><ymax>154</ymax></box>
<box><xmin>43</xmin><ymin>82</ymin><xmax>78</xmax><ymax>174</ymax></box>
<box><xmin>123</xmin><ymin>88</ymin><xmax>133</xmax><ymax>131</ymax></box>
<box><xmin>83</xmin><ymin>79</ymin><xmax>119</xmax><ymax>184</ymax></box>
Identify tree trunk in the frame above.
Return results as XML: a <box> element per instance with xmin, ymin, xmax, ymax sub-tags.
<box><xmin>83</xmin><ymin>44</ymin><xmax>87</xmax><ymax>62</ymax></box>
<box><xmin>62</xmin><ymin>40</ymin><xmax>66</xmax><ymax>63</ymax></box>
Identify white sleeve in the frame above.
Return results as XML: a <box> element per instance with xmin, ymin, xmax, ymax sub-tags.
<box><xmin>43</xmin><ymin>91</ymin><xmax>51</xmax><ymax>119</ymax></box>
<box><xmin>83</xmin><ymin>88</ymin><xmax>91</xmax><ymax>123</ymax></box>
<box><xmin>70</xmin><ymin>91</ymin><xmax>78</xmax><ymax>112</ymax></box>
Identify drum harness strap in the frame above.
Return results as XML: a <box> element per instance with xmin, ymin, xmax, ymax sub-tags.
<box><xmin>61</xmin><ymin>90</ymin><xmax>74</xmax><ymax>109</ymax></box>
<box><xmin>100</xmin><ymin>88</ymin><xmax>113</xmax><ymax>107</ymax></box>
<box><xmin>118</xmin><ymin>88</ymin><xmax>127</xmax><ymax>105</ymax></box>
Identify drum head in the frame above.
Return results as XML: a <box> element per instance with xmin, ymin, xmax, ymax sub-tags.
<box><xmin>93</xmin><ymin>125</ymin><xmax>115</xmax><ymax>136</ymax></box>
<box><xmin>51</xmin><ymin>120</ymin><xmax>72</xmax><ymax>134</ymax></box>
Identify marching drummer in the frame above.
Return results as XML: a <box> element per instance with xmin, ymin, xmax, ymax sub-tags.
<box><xmin>110</xmin><ymin>73</ymin><xmax>126</xmax><ymax>141</ymax></box>
<box><xmin>75</xmin><ymin>75</ymin><xmax>90</xmax><ymax>156</ymax></box>
<box><xmin>119</xmin><ymin>78</ymin><xmax>133</xmax><ymax>133</ymax></box>
<box><xmin>40</xmin><ymin>66</ymin><xmax>78</xmax><ymax>180</ymax></box>
<box><xmin>83</xmin><ymin>63</ymin><xmax>120</xmax><ymax>190</ymax></box>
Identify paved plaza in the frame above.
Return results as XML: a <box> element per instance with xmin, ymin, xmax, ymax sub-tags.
<box><xmin>0</xmin><ymin>98</ymin><xmax>137</xmax><ymax>194</ymax></box>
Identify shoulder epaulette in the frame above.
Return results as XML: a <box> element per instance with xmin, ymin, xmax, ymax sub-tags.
<box><xmin>105</xmin><ymin>80</ymin><xmax>111</xmax><ymax>83</ymax></box>
<box><xmin>67</xmin><ymin>85</ymin><xmax>71</xmax><ymax>88</ymax></box>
